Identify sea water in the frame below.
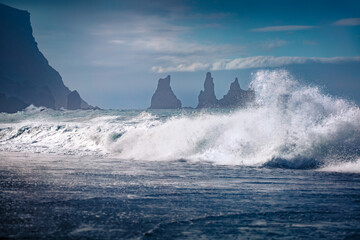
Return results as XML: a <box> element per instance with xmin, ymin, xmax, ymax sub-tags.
<box><xmin>0</xmin><ymin>70</ymin><xmax>359</xmax><ymax>239</ymax></box>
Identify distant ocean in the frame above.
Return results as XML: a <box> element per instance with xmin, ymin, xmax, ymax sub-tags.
<box><xmin>1</xmin><ymin>70</ymin><xmax>359</xmax><ymax>239</ymax></box>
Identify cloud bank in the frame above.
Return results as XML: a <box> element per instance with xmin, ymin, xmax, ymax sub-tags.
<box><xmin>251</xmin><ymin>25</ymin><xmax>315</xmax><ymax>32</ymax></box>
<box><xmin>333</xmin><ymin>18</ymin><xmax>360</xmax><ymax>26</ymax></box>
<box><xmin>152</xmin><ymin>56</ymin><xmax>360</xmax><ymax>73</ymax></box>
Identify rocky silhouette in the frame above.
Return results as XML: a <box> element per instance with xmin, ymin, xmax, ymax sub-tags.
<box><xmin>67</xmin><ymin>90</ymin><xmax>82</xmax><ymax>110</ymax></box>
<box><xmin>218</xmin><ymin>77</ymin><xmax>255</xmax><ymax>108</ymax></box>
<box><xmin>149</xmin><ymin>75</ymin><xmax>182</xmax><ymax>109</ymax></box>
<box><xmin>196</xmin><ymin>73</ymin><xmax>255</xmax><ymax>109</ymax></box>
<box><xmin>0</xmin><ymin>3</ymin><xmax>93</xmax><ymax>113</ymax></box>
<box><xmin>0</xmin><ymin>93</ymin><xmax>29</xmax><ymax>113</ymax></box>
<box><xmin>196</xmin><ymin>72</ymin><xmax>219</xmax><ymax>108</ymax></box>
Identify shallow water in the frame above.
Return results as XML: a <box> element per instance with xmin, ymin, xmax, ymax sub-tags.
<box><xmin>0</xmin><ymin>152</ymin><xmax>360</xmax><ymax>239</ymax></box>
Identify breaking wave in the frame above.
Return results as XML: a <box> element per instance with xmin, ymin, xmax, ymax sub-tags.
<box><xmin>0</xmin><ymin>70</ymin><xmax>359</xmax><ymax>171</ymax></box>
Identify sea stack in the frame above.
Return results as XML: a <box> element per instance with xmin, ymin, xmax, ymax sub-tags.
<box><xmin>219</xmin><ymin>77</ymin><xmax>255</xmax><ymax>108</ymax></box>
<box><xmin>149</xmin><ymin>75</ymin><xmax>182</xmax><ymax>109</ymax></box>
<box><xmin>197</xmin><ymin>72</ymin><xmax>219</xmax><ymax>108</ymax></box>
<box><xmin>0</xmin><ymin>3</ymin><xmax>93</xmax><ymax>112</ymax></box>
<box><xmin>67</xmin><ymin>90</ymin><xmax>82</xmax><ymax>110</ymax></box>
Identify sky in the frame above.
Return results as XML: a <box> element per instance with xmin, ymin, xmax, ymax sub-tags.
<box><xmin>1</xmin><ymin>0</ymin><xmax>360</xmax><ymax>108</ymax></box>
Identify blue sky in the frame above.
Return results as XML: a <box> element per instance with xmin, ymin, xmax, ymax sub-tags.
<box><xmin>1</xmin><ymin>0</ymin><xmax>359</xmax><ymax>108</ymax></box>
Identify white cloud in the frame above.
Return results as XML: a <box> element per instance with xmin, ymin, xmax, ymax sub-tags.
<box><xmin>251</xmin><ymin>25</ymin><xmax>315</xmax><ymax>32</ymax></box>
<box><xmin>152</xmin><ymin>62</ymin><xmax>211</xmax><ymax>73</ymax></box>
<box><xmin>86</xmin><ymin>14</ymin><xmax>245</xmax><ymax>69</ymax></box>
<box><xmin>128</xmin><ymin>37</ymin><xmax>233</xmax><ymax>55</ymax></box>
<box><xmin>259</xmin><ymin>39</ymin><xmax>288</xmax><ymax>50</ymax></box>
<box><xmin>211</xmin><ymin>56</ymin><xmax>360</xmax><ymax>70</ymax></box>
<box><xmin>151</xmin><ymin>56</ymin><xmax>360</xmax><ymax>73</ymax></box>
<box><xmin>108</xmin><ymin>40</ymin><xmax>126</xmax><ymax>44</ymax></box>
<box><xmin>333</xmin><ymin>18</ymin><xmax>360</xmax><ymax>26</ymax></box>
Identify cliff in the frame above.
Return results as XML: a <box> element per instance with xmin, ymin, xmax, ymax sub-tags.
<box><xmin>218</xmin><ymin>77</ymin><xmax>255</xmax><ymax>108</ymax></box>
<box><xmin>149</xmin><ymin>75</ymin><xmax>182</xmax><ymax>109</ymax></box>
<box><xmin>0</xmin><ymin>93</ymin><xmax>29</xmax><ymax>113</ymax></box>
<box><xmin>196</xmin><ymin>72</ymin><xmax>219</xmax><ymax>108</ymax></box>
<box><xmin>0</xmin><ymin>3</ymin><xmax>92</xmax><ymax>112</ymax></box>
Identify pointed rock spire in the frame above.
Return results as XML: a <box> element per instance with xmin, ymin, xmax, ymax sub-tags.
<box><xmin>230</xmin><ymin>77</ymin><xmax>241</xmax><ymax>91</ymax></box>
<box><xmin>219</xmin><ymin>77</ymin><xmax>255</xmax><ymax>108</ymax></box>
<box><xmin>196</xmin><ymin>72</ymin><xmax>219</xmax><ymax>108</ymax></box>
<box><xmin>67</xmin><ymin>90</ymin><xmax>81</xmax><ymax>110</ymax></box>
<box><xmin>149</xmin><ymin>75</ymin><xmax>182</xmax><ymax>109</ymax></box>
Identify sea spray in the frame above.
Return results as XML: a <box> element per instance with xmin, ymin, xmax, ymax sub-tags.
<box><xmin>113</xmin><ymin>70</ymin><xmax>360</xmax><ymax>168</ymax></box>
<box><xmin>0</xmin><ymin>70</ymin><xmax>359</xmax><ymax>170</ymax></box>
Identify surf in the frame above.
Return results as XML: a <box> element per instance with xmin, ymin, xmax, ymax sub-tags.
<box><xmin>0</xmin><ymin>70</ymin><xmax>359</xmax><ymax>171</ymax></box>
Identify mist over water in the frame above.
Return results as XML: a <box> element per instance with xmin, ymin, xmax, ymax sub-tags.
<box><xmin>0</xmin><ymin>70</ymin><xmax>359</xmax><ymax>171</ymax></box>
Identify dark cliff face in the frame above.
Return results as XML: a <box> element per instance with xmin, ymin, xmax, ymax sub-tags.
<box><xmin>149</xmin><ymin>75</ymin><xmax>182</xmax><ymax>109</ymax></box>
<box><xmin>219</xmin><ymin>77</ymin><xmax>255</xmax><ymax>108</ymax></box>
<box><xmin>0</xmin><ymin>93</ymin><xmax>29</xmax><ymax>113</ymax></box>
<box><xmin>0</xmin><ymin>3</ymin><xmax>92</xmax><ymax>112</ymax></box>
<box><xmin>197</xmin><ymin>72</ymin><xmax>219</xmax><ymax>108</ymax></box>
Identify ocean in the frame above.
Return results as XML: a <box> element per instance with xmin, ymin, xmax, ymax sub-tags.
<box><xmin>0</xmin><ymin>70</ymin><xmax>359</xmax><ymax>239</ymax></box>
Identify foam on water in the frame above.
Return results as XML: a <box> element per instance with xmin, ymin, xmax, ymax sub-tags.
<box><xmin>113</xmin><ymin>70</ymin><xmax>360</xmax><ymax>169</ymax></box>
<box><xmin>0</xmin><ymin>70</ymin><xmax>359</xmax><ymax>171</ymax></box>
<box><xmin>320</xmin><ymin>158</ymin><xmax>360</xmax><ymax>173</ymax></box>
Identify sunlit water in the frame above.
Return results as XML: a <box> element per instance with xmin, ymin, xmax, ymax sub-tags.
<box><xmin>0</xmin><ymin>70</ymin><xmax>359</xmax><ymax>239</ymax></box>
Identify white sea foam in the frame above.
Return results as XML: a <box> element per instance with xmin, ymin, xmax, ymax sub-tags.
<box><xmin>0</xmin><ymin>70</ymin><xmax>359</xmax><ymax>171</ymax></box>
<box><xmin>113</xmin><ymin>70</ymin><xmax>360</xmax><ymax>170</ymax></box>
<box><xmin>320</xmin><ymin>158</ymin><xmax>360</xmax><ymax>173</ymax></box>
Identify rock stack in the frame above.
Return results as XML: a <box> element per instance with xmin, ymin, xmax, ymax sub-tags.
<box><xmin>218</xmin><ymin>77</ymin><xmax>255</xmax><ymax>108</ymax></box>
<box><xmin>149</xmin><ymin>75</ymin><xmax>182</xmax><ymax>109</ymax></box>
<box><xmin>149</xmin><ymin>72</ymin><xmax>255</xmax><ymax>109</ymax></box>
<box><xmin>196</xmin><ymin>72</ymin><xmax>219</xmax><ymax>108</ymax></box>
<box><xmin>67</xmin><ymin>90</ymin><xmax>82</xmax><ymax>110</ymax></box>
